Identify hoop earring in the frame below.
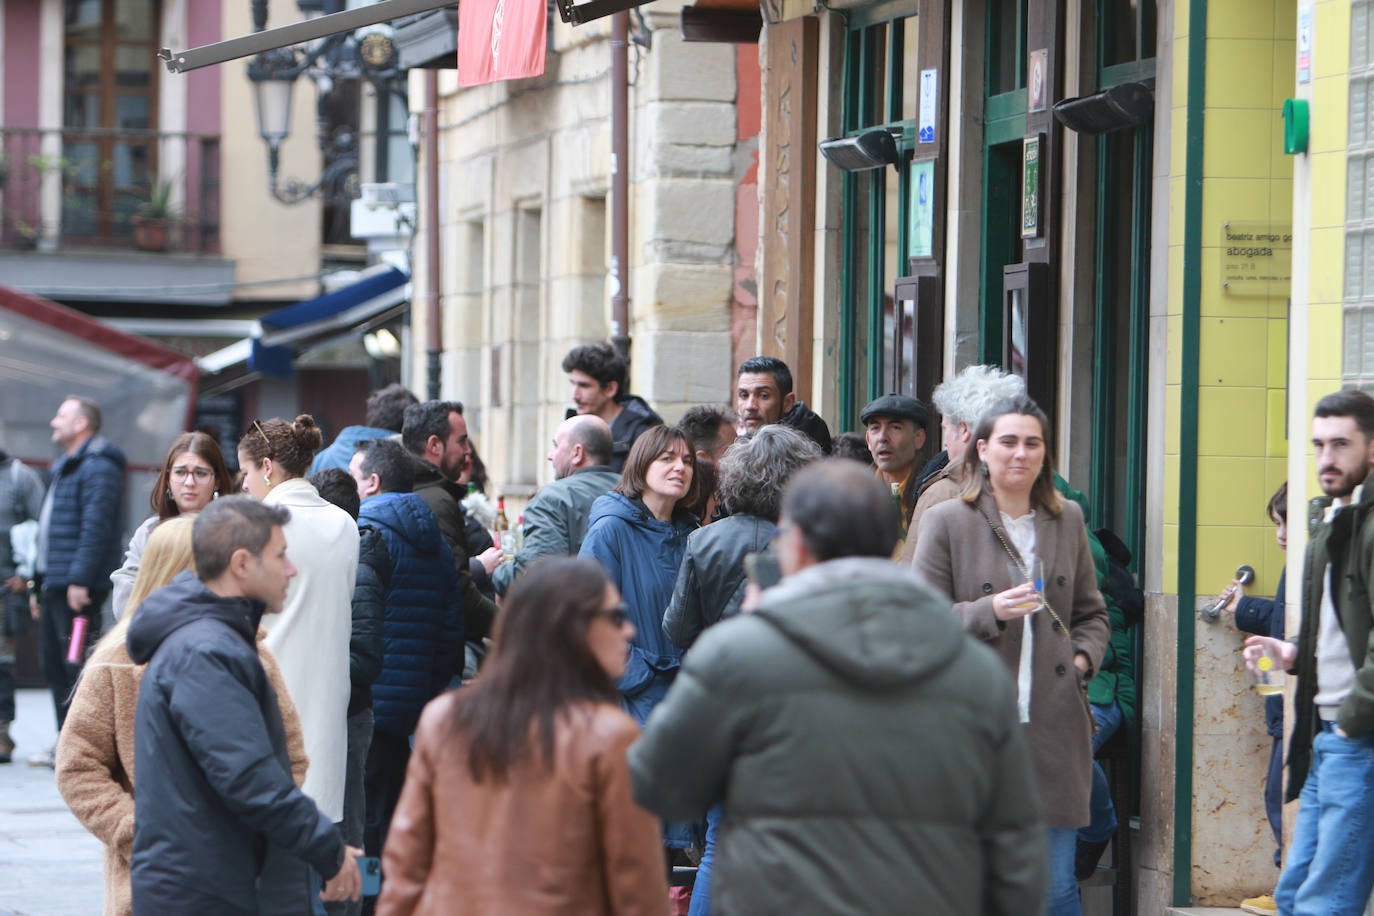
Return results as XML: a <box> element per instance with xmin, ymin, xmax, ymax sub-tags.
<box><xmin>264</xmin><ymin>472</ymin><xmax>272</xmax><ymax>487</ymax></box>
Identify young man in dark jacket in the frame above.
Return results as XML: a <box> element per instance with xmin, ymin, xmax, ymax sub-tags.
<box><xmin>734</xmin><ymin>356</ymin><xmax>832</xmax><ymax>454</ymax></box>
<box><xmin>127</xmin><ymin>497</ymin><xmax>360</xmax><ymax>914</ymax></box>
<box><xmin>350</xmin><ymin>439</ymin><xmax>464</xmax><ymax>859</ymax></box>
<box><xmin>562</xmin><ymin>342</ymin><xmax>664</xmax><ymax>471</ymax></box>
<box><xmin>630</xmin><ymin>461</ymin><xmax>1043</xmax><ymax>915</ymax></box>
<box><xmin>35</xmin><ymin>396</ymin><xmax>125</xmax><ymax>745</ymax></box>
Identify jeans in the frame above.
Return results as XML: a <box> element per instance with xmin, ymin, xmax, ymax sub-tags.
<box><xmin>40</xmin><ymin>587</ymin><xmax>103</xmax><ymax>730</ymax></box>
<box><xmin>0</xmin><ymin>628</ymin><xmax>15</xmax><ymax>724</ymax></box>
<box><xmin>688</xmin><ymin>804</ymin><xmax>724</xmax><ymax>916</ymax></box>
<box><xmin>1046</xmin><ymin>827</ymin><xmax>1082</xmax><ymax>916</ymax></box>
<box><xmin>1079</xmin><ymin>701</ymin><xmax>1123</xmax><ymax>844</ymax></box>
<box><xmin>1275</xmin><ymin>723</ymin><xmax>1374</xmax><ymax>915</ymax></box>
<box><xmin>364</xmin><ymin>731</ymin><xmax>412</xmax><ymax>857</ymax></box>
<box><xmin>326</xmin><ymin>708</ymin><xmax>373</xmax><ymax>916</ymax></box>
<box><xmin>1266</xmin><ymin>735</ymin><xmax>1283</xmax><ymax>868</ymax></box>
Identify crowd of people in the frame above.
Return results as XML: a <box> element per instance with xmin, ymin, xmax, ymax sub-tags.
<box><xmin>2</xmin><ymin>344</ymin><xmax>1365</xmax><ymax>916</ymax></box>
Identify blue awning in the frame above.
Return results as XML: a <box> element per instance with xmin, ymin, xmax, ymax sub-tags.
<box><xmin>197</xmin><ymin>265</ymin><xmax>410</xmax><ymax>377</ymax></box>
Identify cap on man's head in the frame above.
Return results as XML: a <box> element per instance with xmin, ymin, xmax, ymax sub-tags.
<box><xmin>859</xmin><ymin>394</ymin><xmax>929</xmax><ymax>427</ymax></box>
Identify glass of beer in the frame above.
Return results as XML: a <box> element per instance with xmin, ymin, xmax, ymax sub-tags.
<box><xmin>1254</xmin><ymin>643</ymin><xmax>1285</xmax><ymax>696</ymax></box>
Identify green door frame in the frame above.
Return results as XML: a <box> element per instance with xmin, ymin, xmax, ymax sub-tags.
<box><xmin>837</xmin><ymin>13</ymin><xmax>917</xmax><ymax>430</ymax></box>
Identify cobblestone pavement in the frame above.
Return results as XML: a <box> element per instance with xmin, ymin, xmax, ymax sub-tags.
<box><xmin>0</xmin><ymin>689</ymin><xmax>104</xmax><ymax>916</ymax></box>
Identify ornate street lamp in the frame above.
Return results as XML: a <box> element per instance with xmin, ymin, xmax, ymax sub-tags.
<box><xmin>244</xmin><ymin>0</ymin><xmax>400</xmax><ymax>206</ymax></box>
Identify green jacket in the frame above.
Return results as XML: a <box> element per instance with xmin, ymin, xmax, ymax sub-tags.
<box><xmin>1055</xmin><ymin>477</ymin><xmax>1137</xmax><ymax>727</ymax></box>
<box><xmin>628</xmin><ymin>558</ymin><xmax>1044</xmax><ymax>916</ymax></box>
<box><xmin>1290</xmin><ymin>485</ymin><xmax>1374</xmax><ymax>800</ymax></box>
<box><xmin>491</xmin><ymin>465</ymin><xmax>619</xmax><ymax>596</ymax></box>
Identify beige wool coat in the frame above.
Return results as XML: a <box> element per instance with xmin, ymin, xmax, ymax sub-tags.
<box><xmin>912</xmin><ymin>489</ymin><xmax>1110</xmax><ymax>828</ymax></box>
<box><xmin>54</xmin><ymin>631</ymin><xmax>308</xmax><ymax>916</ymax></box>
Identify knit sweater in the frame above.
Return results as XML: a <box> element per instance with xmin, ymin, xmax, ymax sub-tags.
<box><xmin>54</xmin><ymin>631</ymin><xmax>307</xmax><ymax>916</ymax></box>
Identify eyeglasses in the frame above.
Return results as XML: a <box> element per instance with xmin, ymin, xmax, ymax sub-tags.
<box><xmin>171</xmin><ymin>466</ymin><xmax>215</xmax><ymax>482</ymax></box>
<box><xmin>590</xmin><ymin>603</ymin><xmax>630</xmax><ymax>627</ymax></box>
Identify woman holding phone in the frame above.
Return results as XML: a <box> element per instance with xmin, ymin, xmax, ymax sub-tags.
<box><xmin>376</xmin><ymin>557</ymin><xmax>667</xmax><ymax>915</ymax></box>
<box><xmin>913</xmin><ymin>395</ymin><xmax>1109</xmax><ymax>916</ymax></box>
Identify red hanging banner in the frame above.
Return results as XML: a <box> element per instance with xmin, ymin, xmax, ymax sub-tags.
<box><xmin>457</xmin><ymin>0</ymin><xmax>548</xmax><ymax>87</ymax></box>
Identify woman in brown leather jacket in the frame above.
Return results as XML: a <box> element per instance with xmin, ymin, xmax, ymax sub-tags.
<box><xmin>377</xmin><ymin>557</ymin><xmax>669</xmax><ymax>916</ymax></box>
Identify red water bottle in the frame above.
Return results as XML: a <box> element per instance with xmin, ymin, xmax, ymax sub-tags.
<box><xmin>67</xmin><ymin>615</ymin><xmax>89</xmax><ymax>664</ymax></box>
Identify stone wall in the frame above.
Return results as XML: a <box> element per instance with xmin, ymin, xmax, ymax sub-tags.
<box><xmin>411</xmin><ymin>7</ymin><xmax>752</xmax><ymax>494</ymax></box>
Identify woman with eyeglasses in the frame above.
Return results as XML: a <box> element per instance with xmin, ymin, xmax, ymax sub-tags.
<box><xmin>109</xmin><ymin>432</ymin><xmax>235</xmax><ymax>620</ymax></box>
<box><xmin>377</xmin><ymin>557</ymin><xmax>667</xmax><ymax>916</ymax></box>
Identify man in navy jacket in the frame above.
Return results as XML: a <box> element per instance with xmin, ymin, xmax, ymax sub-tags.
<box><xmin>34</xmin><ymin>396</ymin><xmax>125</xmax><ymax>743</ymax></box>
<box><xmin>350</xmin><ymin>438</ymin><xmax>463</xmax><ymax>858</ymax></box>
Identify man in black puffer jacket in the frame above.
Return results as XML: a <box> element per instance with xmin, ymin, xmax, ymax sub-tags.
<box><xmin>127</xmin><ymin>497</ymin><xmax>360</xmax><ymax>914</ymax></box>
<box><xmin>36</xmin><ymin>396</ymin><xmax>125</xmax><ymax>737</ymax></box>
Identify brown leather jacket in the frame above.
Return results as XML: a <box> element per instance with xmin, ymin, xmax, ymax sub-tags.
<box><xmin>378</xmin><ymin>693</ymin><xmax>669</xmax><ymax>916</ymax></box>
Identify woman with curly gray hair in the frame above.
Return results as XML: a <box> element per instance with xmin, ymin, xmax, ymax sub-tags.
<box><xmin>660</xmin><ymin>424</ymin><xmax>820</xmax><ymax>915</ymax></box>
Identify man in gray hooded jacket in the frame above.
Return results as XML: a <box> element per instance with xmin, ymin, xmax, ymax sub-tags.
<box><xmin>629</xmin><ymin>460</ymin><xmax>1044</xmax><ymax>916</ymax></box>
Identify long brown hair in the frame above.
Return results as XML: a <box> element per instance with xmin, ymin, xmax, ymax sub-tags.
<box><xmin>960</xmin><ymin>395</ymin><xmax>1062</xmax><ymax>517</ymax></box>
<box><xmin>613</xmin><ymin>425</ymin><xmax>702</xmax><ymax>517</ymax></box>
<box><xmin>150</xmin><ymin>432</ymin><xmax>235</xmax><ymax>519</ymax></box>
<box><xmin>450</xmin><ymin>557</ymin><xmax>620</xmax><ymax>782</ymax></box>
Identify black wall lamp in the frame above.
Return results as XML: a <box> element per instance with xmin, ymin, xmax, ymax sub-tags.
<box><xmin>818</xmin><ymin>128</ymin><xmax>902</xmax><ymax>172</ymax></box>
<box><xmin>1053</xmin><ymin>81</ymin><xmax>1154</xmax><ymax>135</ymax></box>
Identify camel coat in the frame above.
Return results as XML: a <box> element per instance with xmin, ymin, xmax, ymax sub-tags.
<box><xmin>377</xmin><ymin>694</ymin><xmax>668</xmax><ymax>916</ymax></box>
<box><xmin>912</xmin><ymin>490</ymin><xmax>1110</xmax><ymax>828</ymax></box>
<box><xmin>54</xmin><ymin>631</ymin><xmax>308</xmax><ymax>916</ymax></box>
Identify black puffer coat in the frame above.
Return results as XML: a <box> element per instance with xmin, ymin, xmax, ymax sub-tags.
<box><xmin>349</xmin><ymin>525</ymin><xmax>390</xmax><ymax>717</ymax></box>
<box><xmin>128</xmin><ymin>572</ymin><xmax>344</xmax><ymax>914</ymax></box>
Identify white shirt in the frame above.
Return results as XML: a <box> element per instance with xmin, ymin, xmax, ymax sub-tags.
<box><xmin>1002</xmin><ymin>509</ymin><xmax>1038</xmax><ymax>724</ymax></box>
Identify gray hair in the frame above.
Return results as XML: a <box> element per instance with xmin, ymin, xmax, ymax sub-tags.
<box><xmin>931</xmin><ymin>365</ymin><xmax>1026</xmax><ymax>428</ymax></box>
<box><xmin>717</xmin><ymin>425</ymin><xmax>821</xmax><ymax>521</ymax></box>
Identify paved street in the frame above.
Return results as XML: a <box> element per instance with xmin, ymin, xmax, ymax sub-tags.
<box><xmin>0</xmin><ymin>689</ymin><xmax>104</xmax><ymax>916</ymax></box>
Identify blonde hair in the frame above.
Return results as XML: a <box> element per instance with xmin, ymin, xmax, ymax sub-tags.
<box><xmin>96</xmin><ymin>516</ymin><xmax>197</xmax><ymax>657</ymax></box>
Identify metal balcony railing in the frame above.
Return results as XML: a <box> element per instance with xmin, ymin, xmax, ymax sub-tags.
<box><xmin>0</xmin><ymin>127</ymin><xmax>221</xmax><ymax>255</ymax></box>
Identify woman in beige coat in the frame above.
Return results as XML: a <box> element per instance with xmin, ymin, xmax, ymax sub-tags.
<box><xmin>54</xmin><ymin>516</ymin><xmax>307</xmax><ymax>916</ymax></box>
<box><xmin>913</xmin><ymin>395</ymin><xmax>1109</xmax><ymax>916</ymax></box>
<box><xmin>378</xmin><ymin>557</ymin><xmax>667</xmax><ymax>916</ymax></box>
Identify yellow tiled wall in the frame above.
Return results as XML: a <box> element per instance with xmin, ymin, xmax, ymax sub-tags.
<box><xmin>1164</xmin><ymin>0</ymin><xmax>1296</xmax><ymax>597</ymax></box>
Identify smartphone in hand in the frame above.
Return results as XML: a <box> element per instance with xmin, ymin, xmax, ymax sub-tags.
<box><xmin>358</xmin><ymin>856</ymin><xmax>382</xmax><ymax>898</ymax></box>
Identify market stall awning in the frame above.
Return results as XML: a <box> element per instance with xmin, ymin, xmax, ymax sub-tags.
<box><xmin>196</xmin><ymin>264</ymin><xmax>410</xmax><ymax>377</ymax></box>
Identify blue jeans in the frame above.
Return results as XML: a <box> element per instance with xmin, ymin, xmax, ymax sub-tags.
<box><xmin>1266</xmin><ymin>734</ymin><xmax>1283</xmax><ymax>868</ymax></box>
<box><xmin>1079</xmin><ymin>701</ymin><xmax>1123</xmax><ymax>844</ymax></box>
<box><xmin>1046</xmin><ymin>827</ymin><xmax>1082</xmax><ymax>915</ymax></box>
<box><xmin>1275</xmin><ymin>723</ymin><xmax>1374</xmax><ymax>915</ymax></box>
<box><xmin>688</xmin><ymin>804</ymin><xmax>724</xmax><ymax>916</ymax></box>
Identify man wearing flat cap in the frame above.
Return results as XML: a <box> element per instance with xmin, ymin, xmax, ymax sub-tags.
<box><xmin>860</xmin><ymin>394</ymin><xmax>929</xmax><ymax>536</ymax></box>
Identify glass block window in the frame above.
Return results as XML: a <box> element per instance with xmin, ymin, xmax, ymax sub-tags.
<box><xmin>1347</xmin><ymin>0</ymin><xmax>1374</xmax><ymax>382</ymax></box>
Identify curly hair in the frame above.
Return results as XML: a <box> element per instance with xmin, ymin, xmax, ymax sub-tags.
<box><xmin>237</xmin><ymin>414</ymin><xmax>324</xmax><ymax>479</ymax></box>
<box><xmin>561</xmin><ymin>343</ymin><xmax>627</xmax><ymax>398</ymax></box>
<box><xmin>931</xmin><ymin>365</ymin><xmax>1027</xmax><ymax>429</ymax></box>
<box><xmin>717</xmin><ymin>425</ymin><xmax>821</xmax><ymax>521</ymax></box>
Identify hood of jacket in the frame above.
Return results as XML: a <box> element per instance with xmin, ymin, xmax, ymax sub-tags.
<box><xmin>358</xmin><ymin>492</ymin><xmax>445</xmax><ymax>558</ymax></box>
<box><xmin>126</xmin><ymin>570</ymin><xmax>265</xmax><ymax>664</ymax></box>
<box><xmin>53</xmin><ymin>434</ymin><xmax>127</xmax><ymax>478</ymax></box>
<box><xmin>587</xmin><ymin>491</ymin><xmax>696</xmax><ymax>537</ymax></box>
<box><xmin>779</xmin><ymin>401</ymin><xmax>832</xmax><ymax>452</ymax></box>
<box><xmin>753</xmin><ymin>557</ymin><xmax>965</xmax><ymax>689</ymax></box>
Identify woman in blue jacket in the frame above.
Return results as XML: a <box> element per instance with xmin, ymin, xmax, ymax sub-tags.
<box><xmin>580</xmin><ymin>425</ymin><xmax>700</xmax><ymax>728</ymax></box>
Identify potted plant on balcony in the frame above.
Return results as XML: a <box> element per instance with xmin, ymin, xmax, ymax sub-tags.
<box><xmin>132</xmin><ymin>179</ymin><xmax>176</xmax><ymax>252</ymax></box>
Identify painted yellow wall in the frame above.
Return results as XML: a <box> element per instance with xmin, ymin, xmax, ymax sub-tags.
<box><xmin>1164</xmin><ymin>0</ymin><xmax>1295</xmax><ymax>597</ymax></box>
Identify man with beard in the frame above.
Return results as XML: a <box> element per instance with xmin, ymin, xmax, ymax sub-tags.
<box><xmin>734</xmin><ymin>356</ymin><xmax>832</xmax><ymax>453</ymax></box>
<box><xmin>1244</xmin><ymin>389</ymin><xmax>1374</xmax><ymax>915</ymax></box>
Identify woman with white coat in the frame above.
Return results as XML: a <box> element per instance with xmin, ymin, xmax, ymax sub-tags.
<box><xmin>238</xmin><ymin>415</ymin><xmax>360</xmax><ymax>861</ymax></box>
